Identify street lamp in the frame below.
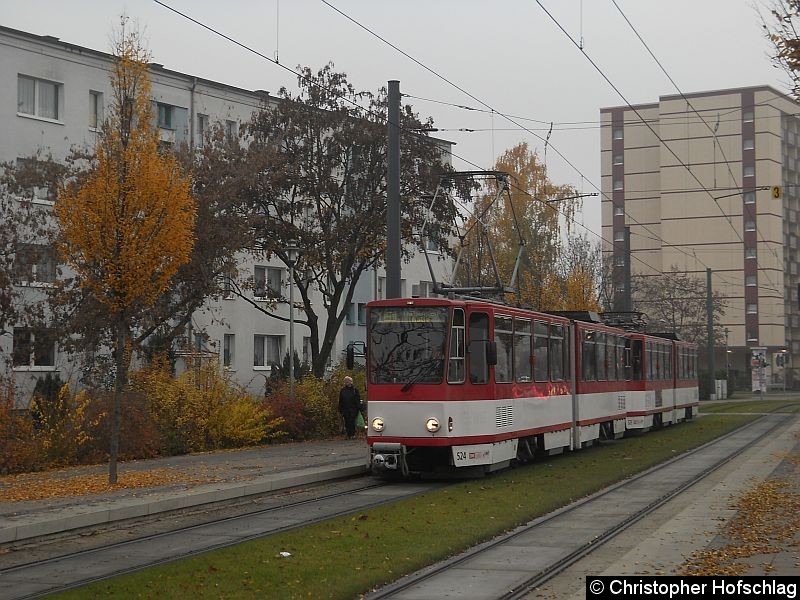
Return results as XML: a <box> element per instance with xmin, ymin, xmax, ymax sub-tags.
<box><xmin>285</xmin><ymin>240</ymin><xmax>300</xmax><ymax>401</ymax></box>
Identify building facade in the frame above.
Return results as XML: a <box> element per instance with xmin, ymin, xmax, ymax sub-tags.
<box><xmin>601</xmin><ymin>85</ymin><xmax>800</xmax><ymax>384</ymax></box>
<box><xmin>0</xmin><ymin>25</ymin><xmax>451</xmax><ymax>402</ymax></box>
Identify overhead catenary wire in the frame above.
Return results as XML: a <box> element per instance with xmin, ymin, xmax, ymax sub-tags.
<box><xmin>154</xmin><ymin>0</ymin><xmax>744</xmax><ymax>300</ymax></box>
<box><xmin>535</xmin><ymin>0</ymin><xmax>783</xmax><ymax>294</ymax></box>
<box><xmin>316</xmin><ymin>0</ymin><xmax>769</xmax><ymax>292</ymax></box>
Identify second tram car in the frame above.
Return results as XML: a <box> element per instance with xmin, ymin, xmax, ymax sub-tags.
<box><xmin>365</xmin><ymin>297</ymin><xmax>699</xmax><ymax>476</ymax></box>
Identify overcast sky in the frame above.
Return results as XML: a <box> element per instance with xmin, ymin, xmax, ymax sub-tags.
<box><xmin>2</xmin><ymin>1</ymin><xmax>786</xmax><ymax>239</ymax></box>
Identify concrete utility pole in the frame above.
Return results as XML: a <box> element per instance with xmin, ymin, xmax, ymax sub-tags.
<box><xmin>386</xmin><ymin>80</ymin><xmax>401</xmax><ymax>298</ymax></box>
<box><xmin>707</xmin><ymin>268</ymin><xmax>716</xmax><ymax>400</ymax></box>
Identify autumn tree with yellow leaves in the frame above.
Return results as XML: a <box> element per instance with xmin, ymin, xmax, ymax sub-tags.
<box><xmin>56</xmin><ymin>26</ymin><xmax>195</xmax><ymax>483</ymax></box>
<box><xmin>457</xmin><ymin>142</ymin><xmax>599</xmax><ymax>310</ymax></box>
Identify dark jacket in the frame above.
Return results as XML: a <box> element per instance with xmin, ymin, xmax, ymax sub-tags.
<box><xmin>338</xmin><ymin>385</ymin><xmax>361</xmax><ymax>417</ymax></box>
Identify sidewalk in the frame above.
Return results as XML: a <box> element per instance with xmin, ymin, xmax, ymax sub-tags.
<box><xmin>0</xmin><ymin>437</ymin><xmax>368</xmax><ymax>544</ymax></box>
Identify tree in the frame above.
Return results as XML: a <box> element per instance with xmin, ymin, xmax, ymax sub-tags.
<box><xmin>762</xmin><ymin>1</ymin><xmax>800</xmax><ymax>97</ymax></box>
<box><xmin>55</xmin><ymin>26</ymin><xmax>195</xmax><ymax>483</ymax></box>
<box><xmin>455</xmin><ymin>142</ymin><xmax>584</xmax><ymax>309</ymax></box>
<box><xmin>631</xmin><ymin>266</ymin><xmax>727</xmax><ymax>348</ymax></box>
<box><xmin>233</xmin><ymin>64</ymin><xmax>451</xmax><ymax>377</ymax></box>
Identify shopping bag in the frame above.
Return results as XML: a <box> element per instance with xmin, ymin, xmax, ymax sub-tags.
<box><xmin>356</xmin><ymin>412</ymin><xmax>365</xmax><ymax>429</ymax></box>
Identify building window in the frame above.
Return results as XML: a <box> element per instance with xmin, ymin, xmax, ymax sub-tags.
<box><xmin>747</xmin><ymin>331</ymin><xmax>758</xmax><ymax>342</ymax></box>
<box><xmin>614</xmin><ymin>256</ymin><xmax>624</xmax><ymax>267</ymax></box>
<box><xmin>377</xmin><ymin>276</ymin><xmax>385</xmax><ymax>300</ymax></box>
<box><xmin>14</xmin><ymin>244</ymin><xmax>56</xmax><ymax>284</ymax></box>
<box><xmin>225</xmin><ymin>120</ymin><xmax>237</xmax><ymax>142</ymax></box>
<box><xmin>743</xmin><ymin>110</ymin><xmax>754</xmax><ymax>123</ymax></box>
<box><xmin>746</xmin><ymin>303</ymin><xmax>758</xmax><ymax>314</ymax></box>
<box><xmin>17</xmin><ymin>75</ymin><xmax>60</xmax><ymax>120</ymax></box>
<box><xmin>254</xmin><ymin>334</ymin><xmax>282</xmax><ymax>367</ymax></box>
<box><xmin>613</xmin><ymin>129</ymin><xmax>623</xmax><ymax>140</ymax></box>
<box><xmin>357</xmin><ymin>303</ymin><xmax>367</xmax><ymax>326</ymax></box>
<box><xmin>157</xmin><ymin>103</ymin><xmax>173</xmax><ymax>129</ymax></box>
<box><xmin>223</xmin><ymin>269</ymin><xmax>235</xmax><ymax>299</ymax></box>
<box><xmin>613</xmin><ymin>154</ymin><xmax>623</xmax><ymax>165</ymax></box>
<box><xmin>89</xmin><ymin>91</ymin><xmax>103</xmax><ymax>129</ymax></box>
<box><xmin>613</xmin><ymin>179</ymin><xmax>624</xmax><ymax>191</ymax></box>
<box><xmin>12</xmin><ymin>328</ymin><xmax>55</xmax><ymax>368</ymax></box>
<box><xmin>254</xmin><ymin>266</ymin><xmax>282</xmax><ymax>298</ymax></box>
<box><xmin>744</xmin><ymin>191</ymin><xmax>755</xmax><ymax>204</ymax></box>
<box><xmin>302</xmin><ymin>336</ymin><xmax>312</xmax><ymax>365</ymax></box>
<box><xmin>746</xmin><ymin>275</ymin><xmax>757</xmax><ymax>286</ymax></box>
<box><xmin>743</xmin><ymin>165</ymin><xmax>755</xmax><ymax>177</ymax></box>
<box><xmin>345</xmin><ymin>302</ymin><xmax>355</xmax><ymax>325</ymax></box>
<box><xmin>614</xmin><ymin>205</ymin><xmax>624</xmax><ymax>216</ymax></box>
<box><xmin>745</xmin><ymin>220</ymin><xmax>756</xmax><ymax>232</ymax></box>
<box><xmin>197</xmin><ymin>114</ymin><xmax>208</xmax><ymax>147</ymax></box>
<box><xmin>745</xmin><ymin>247</ymin><xmax>756</xmax><ymax>259</ymax></box>
<box><xmin>743</xmin><ymin>139</ymin><xmax>755</xmax><ymax>151</ymax></box>
<box><xmin>223</xmin><ymin>334</ymin><xmax>235</xmax><ymax>367</ymax></box>
<box><xmin>614</xmin><ymin>230</ymin><xmax>624</xmax><ymax>242</ymax></box>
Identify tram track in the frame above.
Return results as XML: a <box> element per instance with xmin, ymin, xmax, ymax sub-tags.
<box><xmin>0</xmin><ymin>477</ymin><xmax>446</xmax><ymax>599</ymax></box>
<box><xmin>366</xmin><ymin>412</ymin><xmax>795</xmax><ymax>600</ymax></box>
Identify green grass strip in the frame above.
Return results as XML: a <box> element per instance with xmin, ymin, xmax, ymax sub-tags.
<box><xmin>699</xmin><ymin>399</ymin><xmax>800</xmax><ymax>414</ymax></box>
<box><xmin>59</xmin><ymin>415</ymin><xmax>755</xmax><ymax>599</ymax></box>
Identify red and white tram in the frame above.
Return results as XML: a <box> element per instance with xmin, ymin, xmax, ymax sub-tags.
<box><xmin>365</xmin><ymin>298</ymin><xmax>699</xmax><ymax>476</ymax></box>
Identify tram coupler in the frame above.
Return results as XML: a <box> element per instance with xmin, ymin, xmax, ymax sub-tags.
<box><xmin>370</xmin><ymin>442</ymin><xmax>404</xmax><ymax>473</ymax></box>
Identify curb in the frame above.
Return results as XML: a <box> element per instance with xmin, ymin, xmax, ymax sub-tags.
<box><xmin>0</xmin><ymin>461</ymin><xmax>367</xmax><ymax>544</ymax></box>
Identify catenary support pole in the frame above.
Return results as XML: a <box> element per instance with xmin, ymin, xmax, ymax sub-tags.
<box><xmin>386</xmin><ymin>80</ymin><xmax>401</xmax><ymax>298</ymax></box>
<box><xmin>623</xmin><ymin>226</ymin><xmax>632</xmax><ymax>312</ymax></box>
<box><xmin>707</xmin><ymin>268</ymin><xmax>716</xmax><ymax>400</ymax></box>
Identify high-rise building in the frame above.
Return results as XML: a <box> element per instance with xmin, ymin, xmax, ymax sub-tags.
<box><xmin>601</xmin><ymin>85</ymin><xmax>800</xmax><ymax>383</ymax></box>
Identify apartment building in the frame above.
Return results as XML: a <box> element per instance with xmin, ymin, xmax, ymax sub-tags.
<box><xmin>0</xmin><ymin>25</ymin><xmax>451</xmax><ymax>402</ymax></box>
<box><xmin>601</xmin><ymin>85</ymin><xmax>800</xmax><ymax>380</ymax></box>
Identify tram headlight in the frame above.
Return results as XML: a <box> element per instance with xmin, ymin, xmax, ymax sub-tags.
<box><xmin>425</xmin><ymin>418</ymin><xmax>440</xmax><ymax>433</ymax></box>
<box><xmin>372</xmin><ymin>417</ymin><xmax>385</xmax><ymax>432</ymax></box>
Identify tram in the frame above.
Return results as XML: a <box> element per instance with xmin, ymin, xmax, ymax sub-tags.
<box><xmin>365</xmin><ymin>297</ymin><xmax>699</xmax><ymax>476</ymax></box>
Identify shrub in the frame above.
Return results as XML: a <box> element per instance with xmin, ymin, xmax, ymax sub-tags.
<box><xmin>297</xmin><ymin>375</ymin><xmax>339</xmax><ymax>438</ymax></box>
<box><xmin>133</xmin><ymin>361</ymin><xmax>282</xmax><ymax>453</ymax></box>
<box><xmin>29</xmin><ymin>384</ymin><xmax>96</xmax><ymax>467</ymax></box>
<box><xmin>77</xmin><ymin>390</ymin><xmax>162</xmax><ymax>463</ymax></box>
<box><xmin>264</xmin><ymin>383</ymin><xmax>309</xmax><ymax>441</ymax></box>
<box><xmin>0</xmin><ymin>378</ymin><xmax>41</xmax><ymax>474</ymax></box>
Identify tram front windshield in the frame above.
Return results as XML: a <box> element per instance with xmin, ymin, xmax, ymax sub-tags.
<box><xmin>369</xmin><ymin>307</ymin><xmax>448</xmax><ymax>385</ymax></box>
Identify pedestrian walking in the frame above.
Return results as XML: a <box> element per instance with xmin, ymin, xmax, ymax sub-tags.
<box><xmin>338</xmin><ymin>376</ymin><xmax>362</xmax><ymax>439</ymax></box>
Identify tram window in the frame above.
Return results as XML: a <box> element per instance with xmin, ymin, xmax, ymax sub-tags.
<box><xmin>582</xmin><ymin>330</ymin><xmax>596</xmax><ymax>381</ymax></box>
<box><xmin>448</xmin><ymin>308</ymin><xmax>466</xmax><ymax>384</ymax></box>
<box><xmin>685</xmin><ymin>349</ymin><xmax>689</xmax><ymax>378</ymax></box>
<box><xmin>608</xmin><ymin>336</ymin><xmax>617</xmax><ymax>381</ymax></box>
<box><xmin>468</xmin><ymin>312</ymin><xmax>490</xmax><ymax>384</ymax></box>
<box><xmin>666</xmin><ymin>346</ymin><xmax>673</xmax><ymax>379</ymax></box>
<box><xmin>550</xmin><ymin>324</ymin><xmax>565</xmax><ymax>381</ymax></box>
<box><xmin>596</xmin><ymin>333</ymin><xmax>607</xmax><ymax>380</ymax></box>
<box><xmin>645</xmin><ymin>342</ymin><xmax>653</xmax><ymax>380</ymax></box>
<box><xmin>514</xmin><ymin>318</ymin><xmax>532</xmax><ymax>382</ymax></box>
<box><xmin>631</xmin><ymin>339</ymin><xmax>643</xmax><ymax>381</ymax></box>
<box><xmin>534</xmin><ymin>321</ymin><xmax>549</xmax><ymax>382</ymax></box>
<box><xmin>494</xmin><ymin>315</ymin><xmax>513</xmax><ymax>383</ymax></box>
<box><xmin>617</xmin><ymin>337</ymin><xmax>626</xmax><ymax>381</ymax></box>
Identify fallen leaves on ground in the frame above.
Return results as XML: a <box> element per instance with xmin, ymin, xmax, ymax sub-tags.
<box><xmin>677</xmin><ymin>470</ymin><xmax>800</xmax><ymax>575</ymax></box>
<box><xmin>0</xmin><ymin>468</ymin><xmax>220</xmax><ymax>503</ymax></box>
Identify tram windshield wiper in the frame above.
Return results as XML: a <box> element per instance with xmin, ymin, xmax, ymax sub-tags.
<box><xmin>401</xmin><ymin>361</ymin><xmax>440</xmax><ymax>392</ymax></box>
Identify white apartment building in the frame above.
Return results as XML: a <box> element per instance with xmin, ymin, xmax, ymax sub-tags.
<box><xmin>0</xmin><ymin>25</ymin><xmax>452</xmax><ymax>402</ymax></box>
